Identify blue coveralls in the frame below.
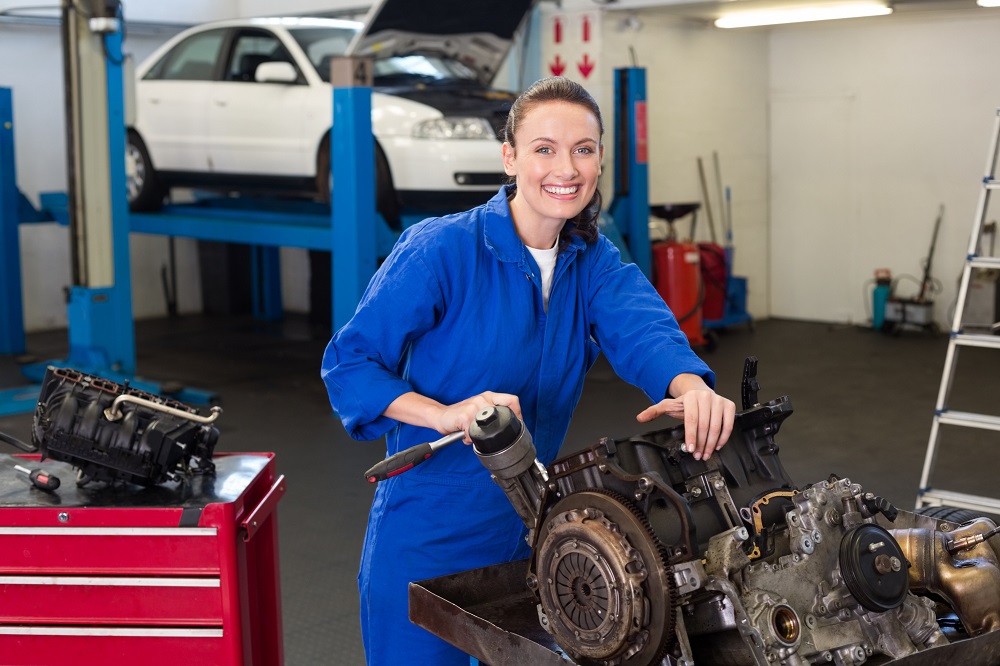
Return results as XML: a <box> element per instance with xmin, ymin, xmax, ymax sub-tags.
<box><xmin>321</xmin><ymin>185</ymin><xmax>712</xmax><ymax>665</ymax></box>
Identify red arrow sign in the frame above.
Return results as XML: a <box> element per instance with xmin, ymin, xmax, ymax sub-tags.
<box><xmin>582</xmin><ymin>15</ymin><xmax>591</xmax><ymax>42</ymax></box>
<box><xmin>554</xmin><ymin>17</ymin><xmax>562</xmax><ymax>44</ymax></box>
<box><xmin>549</xmin><ymin>55</ymin><xmax>566</xmax><ymax>77</ymax></box>
<box><xmin>578</xmin><ymin>54</ymin><xmax>594</xmax><ymax>79</ymax></box>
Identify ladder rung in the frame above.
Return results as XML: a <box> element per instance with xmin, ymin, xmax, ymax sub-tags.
<box><xmin>917</xmin><ymin>489</ymin><xmax>1000</xmax><ymax>515</ymax></box>
<box><xmin>986</xmin><ymin>181</ymin><xmax>1000</xmax><ymax>189</ymax></box>
<box><xmin>970</xmin><ymin>256</ymin><xmax>1000</xmax><ymax>269</ymax></box>
<box><xmin>954</xmin><ymin>333</ymin><xmax>1000</xmax><ymax>349</ymax></box>
<box><xmin>937</xmin><ymin>410</ymin><xmax>1000</xmax><ymax>432</ymax></box>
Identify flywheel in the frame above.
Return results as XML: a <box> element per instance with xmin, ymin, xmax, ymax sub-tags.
<box><xmin>533</xmin><ymin>490</ymin><xmax>676</xmax><ymax>666</ymax></box>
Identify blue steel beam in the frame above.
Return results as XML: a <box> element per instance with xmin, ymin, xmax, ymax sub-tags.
<box><xmin>129</xmin><ymin>205</ymin><xmax>399</xmax><ymax>258</ymax></box>
<box><xmin>607</xmin><ymin>68</ymin><xmax>651</xmax><ymax>279</ymax></box>
<box><xmin>0</xmin><ymin>87</ymin><xmax>26</xmax><ymax>355</ymax></box>
<box><xmin>331</xmin><ymin>86</ymin><xmax>377</xmax><ymax>331</ymax></box>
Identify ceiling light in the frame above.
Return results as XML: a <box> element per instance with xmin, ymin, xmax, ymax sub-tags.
<box><xmin>977</xmin><ymin>0</ymin><xmax>1000</xmax><ymax>7</ymax></box>
<box><xmin>715</xmin><ymin>2</ymin><xmax>893</xmax><ymax>28</ymax></box>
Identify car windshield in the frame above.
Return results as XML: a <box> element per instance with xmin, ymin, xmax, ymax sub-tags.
<box><xmin>288</xmin><ymin>27</ymin><xmax>479</xmax><ymax>85</ymax></box>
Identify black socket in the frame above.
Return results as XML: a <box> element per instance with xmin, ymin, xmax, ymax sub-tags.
<box><xmin>470</xmin><ymin>406</ymin><xmax>522</xmax><ymax>455</ymax></box>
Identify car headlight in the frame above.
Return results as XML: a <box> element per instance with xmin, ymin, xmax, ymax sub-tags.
<box><xmin>412</xmin><ymin>117</ymin><xmax>495</xmax><ymax>140</ymax></box>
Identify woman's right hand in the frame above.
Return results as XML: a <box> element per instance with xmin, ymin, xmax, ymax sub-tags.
<box><xmin>435</xmin><ymin>392</ymin><xmax>522</xmax><ymax>443</ymax></box>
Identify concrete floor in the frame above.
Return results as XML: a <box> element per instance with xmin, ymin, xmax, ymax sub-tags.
<box><xmin>1</xmin><ymin>315</ymin><xmax>998</xmax><ymax>664</ymax></box>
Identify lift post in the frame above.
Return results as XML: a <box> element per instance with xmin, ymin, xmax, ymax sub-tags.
<box><xmin>607</xmin><ymin>67</ymin><xmax>651</xmax><ymax>279</ymax></box>
<box><xmin>331</xmin><ymin>57</ymin><xmax>378</xmax><ymax>331</ymax></box>
<box><xmin>0</xmin><ymin>88</ymin><xmax>24</xmax><ymax>356</ymax></box>
<box><xmin>61</xmin><ymin>0</ymin><xmax>135</xmax><ymax>375</ymax></box>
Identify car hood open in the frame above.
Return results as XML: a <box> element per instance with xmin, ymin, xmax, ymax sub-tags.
<box><xmin>346</xmin><ymin>0</ymin><xmax>536</xmax><ymax>86</ymax></box>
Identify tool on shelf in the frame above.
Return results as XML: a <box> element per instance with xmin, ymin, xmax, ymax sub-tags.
<box><xmin>13</xmin><ymin>464</ymin><xmax>60</xmax><ymax>491</ymax></box>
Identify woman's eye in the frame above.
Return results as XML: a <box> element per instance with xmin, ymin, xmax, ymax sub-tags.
<box><xmin>576</xmin><ymin>146</ymin><xmax>594</xmax><ymax>154</ymax></box>
<box><xmin>536</xmin><ymin>146</ymin><xmax>552</xmax><ymax>154</ymax></box>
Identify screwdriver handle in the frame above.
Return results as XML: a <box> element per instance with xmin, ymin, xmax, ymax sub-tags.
<box><xmin>364</xmin><ymin>431</ymin><xmax>464</xmax><ymax>483</ymax></box>
<box><xmin>13</xmin><ymin>464</ymin><xmax>61</xmax><ymax>491</ymax></box>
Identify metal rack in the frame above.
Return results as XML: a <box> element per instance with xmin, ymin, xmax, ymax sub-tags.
<box><xmin>916</xmin><ymin>110</ymin><xmax>1000</xmax><ymax>514</ymax></box>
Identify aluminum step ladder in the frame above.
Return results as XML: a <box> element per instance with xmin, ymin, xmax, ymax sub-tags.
<box><xmin>915</xmin><ymin>109</ymin><xmax>1000</xmax><ymax>514</ymax></box>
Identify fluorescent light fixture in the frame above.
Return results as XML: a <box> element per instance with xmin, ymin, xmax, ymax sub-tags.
<box><xmin>977</xmin><ymin>0</ymin><xmax>1000</xmax><ymax>7</ymax></box>
<box><xmin>715</xmin><ymin>2</ymin><xmax>893</xmax><ymax>28</ymax></box>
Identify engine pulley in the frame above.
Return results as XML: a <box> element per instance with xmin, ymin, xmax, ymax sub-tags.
<box><xmin>839</xmin><ymin>523</ymin><xmax>909</xmax><ymax>612</ymax></box>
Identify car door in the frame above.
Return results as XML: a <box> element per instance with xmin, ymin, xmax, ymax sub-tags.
<box><xmin>135</xmin><ymin>27</ymin><xmax>226</xmax><ymax>172</ymax></box>
<box><xmin>207</xmin><ymin>28</ymin><xmax>310</xmax><ymax>177</ymax></box>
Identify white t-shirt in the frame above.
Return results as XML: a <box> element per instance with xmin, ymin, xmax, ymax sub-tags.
<box><xmin>526</xmin><ymin>242</ymin><xmax>559</xmax><ymax>312</ymax></box>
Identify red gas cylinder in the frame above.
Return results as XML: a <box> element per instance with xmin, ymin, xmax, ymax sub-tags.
<box><xmin>699</xmin><ymin>242</ymin><xmax>728</xmax><ymax>321</ymax></box>
<box><xmin>652</xmin><ymin>241</ymin><xmax>706</xmax><ymax>347</ymax></box>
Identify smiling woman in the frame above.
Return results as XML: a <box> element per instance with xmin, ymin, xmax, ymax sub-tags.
<box><xmin>321</xmin><ymin>76</ymin><xmax>736</xmax><ymax>666</ymax></box>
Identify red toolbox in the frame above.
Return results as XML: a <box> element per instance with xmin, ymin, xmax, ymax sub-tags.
<box><xmin>0</xmin><ymin>452</ymin><xmax>285</xmax><ymax>666</ymax></box>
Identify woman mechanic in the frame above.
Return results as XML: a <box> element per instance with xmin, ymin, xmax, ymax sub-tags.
<box><xmin>321</xmin><ymin>76</ymin><xmax>736</xmax><ymax>665</ymax></box>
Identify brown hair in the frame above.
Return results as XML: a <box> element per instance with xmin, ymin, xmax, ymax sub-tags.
<box><xmin>503</xmin><ymin>77</ymin><xmax>603</xmax><ymax>245</ymax></box>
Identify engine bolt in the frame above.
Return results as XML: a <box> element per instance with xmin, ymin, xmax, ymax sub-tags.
<box><xmin>868</xmin><ymin>541</ymin><xmax>885</xmax><ymax>553</ymax></box>
<box><xmin>890</xmin><ymin>556</ymin><xmax>902</xmax><ymax>572</ymax></box>
<box><xmin>874</xmin><ymin>554</ymin><xmax>893</xmax><ymax>575</ymax></box>
<box><xmin>690</xmin><ymin>487</ymin><xmax>702</xmax><ymax>498</ymax></box>
<box><xmin>713</xmin><ymin>478</ymin><xmax>725</xmax><ymax>490</ymax></box>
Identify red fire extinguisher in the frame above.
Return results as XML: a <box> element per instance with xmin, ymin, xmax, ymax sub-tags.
<box><xmin>652</xmin><ymin>240</ymin><xmax>707</xmax><ymax>347</ymax></box>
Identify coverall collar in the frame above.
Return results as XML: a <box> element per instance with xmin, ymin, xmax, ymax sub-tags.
<box><xmin>483</xmin><ymin>185</ymin><xmax>587</xmax><ymax>264</ymax></box>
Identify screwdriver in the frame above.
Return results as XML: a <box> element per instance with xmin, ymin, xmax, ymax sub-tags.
<box><xmin>14</xmin><ymin>464</ymin><xmax>61</xmax><ymax>491</ymax></box>
<box><xmin>364</xmin><ymin>431</ymin><xmax>464</xmax><ymax>483</ymax></box>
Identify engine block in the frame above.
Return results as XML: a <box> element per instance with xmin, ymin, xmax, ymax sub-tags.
<box><xmin>468</xmin><ymin>359</ymin><xmax>1000</xmax><ymax>666</ymax></box>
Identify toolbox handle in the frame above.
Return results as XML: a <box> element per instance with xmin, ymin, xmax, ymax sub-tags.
<box><xmin>241</xmin><ymin>474</ymin><xmax>287</xmax><ymax>542</ymax></box>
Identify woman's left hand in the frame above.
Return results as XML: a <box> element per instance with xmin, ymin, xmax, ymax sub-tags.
<box><xmin>636</xmin><ymin>387</ymin><xmax>736</xmax><ymax>461</ymax></box>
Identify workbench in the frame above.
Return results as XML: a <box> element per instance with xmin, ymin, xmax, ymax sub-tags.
<box><xmin>0</xmin><ymin>452</ymin><xmax>285</xmax><ymax>666</ymax></box>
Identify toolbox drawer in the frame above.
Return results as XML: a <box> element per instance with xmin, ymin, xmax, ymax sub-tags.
<box><xmin>0</xmin><ymin>526</ymin><xmax>221</xmax><ymax>575</ymax></box>
<box><xmin>0</xmin><ymin>628</ymin><xmax>229</xmax><ymax>666</ymax></box>
<box><xmin>0</xmin><ymin>575</ymin><xmax>223</xmax><ymax>625</ymax></box>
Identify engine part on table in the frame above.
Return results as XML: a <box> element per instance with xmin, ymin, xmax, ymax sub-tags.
<box><xmin>470</xmin><ymin>359</ymin><xmax>1000</xmax><ymax>666</ymax></box>
<box><xmin>31</xmin><ymin>367</ymin><xmax>220</xmax><ymax>486</ymax></box>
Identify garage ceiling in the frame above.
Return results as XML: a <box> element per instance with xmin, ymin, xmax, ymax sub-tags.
<box><xmin>593</xmin><ymin>0</ymin><xmax>984</xmax><ymax>22</ymax></box>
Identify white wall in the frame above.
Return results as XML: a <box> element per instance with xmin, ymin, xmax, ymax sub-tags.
<box><xmin>6</xmin><ymin>1</ymin><xmax>999</xmax><ymax>333</ymax></box>
<box><xmin>768</xmin><ymin>10</ymin><xmax>1000</xmax><ymax>327</ymax></box>
<box><xmin>601</xmin><ymin>8</ymin><xmax>771</xmax><ymax>317</ymax></box>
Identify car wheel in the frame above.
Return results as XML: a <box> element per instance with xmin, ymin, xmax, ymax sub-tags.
<box><xmin>915</xmin><ymin>505</ymin><xmax>984</xmax><ymax>526</ymax></box>
<box><xmin>126</xmin><ymin>130</ymin><xmax>165</xmax><ymax>212</ymax></box>
<box><xmin>317</xmin><ymin>136</ymin><xmax>402</xmax><ymax>230</ymax></box>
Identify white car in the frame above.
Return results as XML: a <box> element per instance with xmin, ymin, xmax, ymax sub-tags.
<box><xmin>127</xmin><ymin>1</ymin><xmax>533</xmax><ymax>226</ymax></box>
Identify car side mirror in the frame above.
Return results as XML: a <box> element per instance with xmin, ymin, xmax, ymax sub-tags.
<box><xmin>255</xmin><ymin>61</ymin><xmax>297</xmax><ymax>84</ymax></box>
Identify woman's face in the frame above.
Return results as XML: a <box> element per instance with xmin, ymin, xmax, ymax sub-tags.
<box><xmin>502</xmin><ymin>100</ymin><xmax>603</xmax><ymax>233</ymax></box>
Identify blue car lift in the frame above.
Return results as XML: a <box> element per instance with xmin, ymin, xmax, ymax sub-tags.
<box><xmin>605</xmin><ymin>67</ymin><xmax>751</xmax><ymax>333</ymax></box>
<box><xmin>0</xmin><ymin>22</ymin><xmax>211</xmax><ymax>415</ymax></box>
<box><xmin>607</xmin><ymin>67</ymin><xmax>650</xmax><ymax>280</ymax></box>
<box><xmin>0</xmin><ymin>45</ymin><xmax>400</xmax><ymax>416</ymax></box>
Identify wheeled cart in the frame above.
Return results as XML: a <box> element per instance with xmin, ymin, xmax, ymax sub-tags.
<box><xmin>0</xmin><ymin>452</ymin><xmax>285</xmax><ymax>666</ymax></box>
